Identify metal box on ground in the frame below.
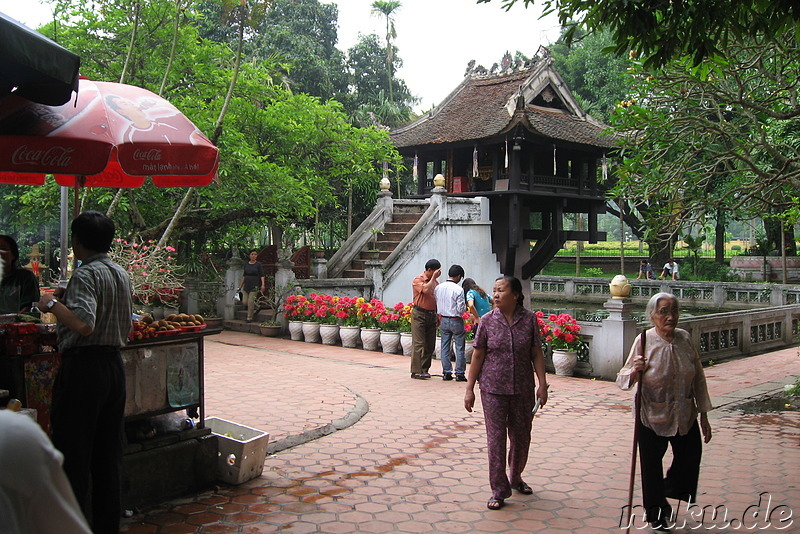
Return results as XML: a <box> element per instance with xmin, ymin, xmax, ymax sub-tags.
<box><xmin>205</xmin><ymin>416</ymin><xmax>269</xmax><ymax>485</ymax></box>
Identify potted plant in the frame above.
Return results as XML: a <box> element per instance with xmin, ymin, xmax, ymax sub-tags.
<box><xmin>397</xmin><ymin>302</ymin><xmax>413</xmax><ymax>356</ymax></box>
<box><xmin>259</xmin><ymin>320</ymin><xmax>282</xmax><ymax>337</ymax></box>
<box><xmin>356</xmin><ymin>297</ymin><xmax>384</xmax><ymax>350</ymax></box>
<box><xmin>283</xmin><ymin>294</ymin><xmax>308</xmax><ymax>340</ymax></box>
<box><xmin>336</xmin><ymin>296</ymin><xmax>362</xmax><ymax>348</ymax></box>
<box><xmin>537</xmin><ymin>312</ymin><xmax>586</xmax><ymax>376</ymax></box>
<box><xmin>377</xmin><ymin>306</ymin><xmax>402</xmax><ymax>354</ymax></box>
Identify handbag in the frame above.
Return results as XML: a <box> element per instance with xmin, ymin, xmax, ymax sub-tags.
<box><xmin>233</xmin><ymin>291</ymin><xmax>242</xmax><ymax>303</ymax></box>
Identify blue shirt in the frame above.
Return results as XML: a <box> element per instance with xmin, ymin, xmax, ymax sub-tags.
<box><xmin>466</xmin><ymin>289</ymin><xmax>492</xmax><ymax>317</ymax></box>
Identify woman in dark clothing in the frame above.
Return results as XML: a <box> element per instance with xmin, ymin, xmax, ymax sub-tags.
<box><xmin>0</xmin><ymin>235</ymin><xmax>40</xmax><ymax>313</ymax></box>
<box><xmin>464</xmin><ymin>275</ymin><xmax>549</xmax><ymax>510</ymax></box>
<box><xmin>237</xmin><ymin>249</ymin><xmax>265</xmax><ymax>322</ymax></box>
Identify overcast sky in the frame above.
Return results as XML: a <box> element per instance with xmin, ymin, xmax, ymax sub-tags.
<box><xmin>0</xmin><ymin>0</ymin><xmax>561</xmax><ymax>111</ymax></box>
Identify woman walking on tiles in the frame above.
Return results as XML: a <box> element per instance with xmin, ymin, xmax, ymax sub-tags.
<box><xmin>617</xmin><ymin>292</ymin><xmax>713</xmax><ymax>532</ymax></box>
<box><xmin>464</xmin><ymin>275</ymin><xmax>549</xmax><ymax>510</ymax></box>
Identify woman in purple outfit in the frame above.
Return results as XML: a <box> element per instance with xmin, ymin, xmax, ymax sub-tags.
<box><xmin>464</xmin><ymin>276</ymin><xmax>549</xmax><ymax>510</ymax></box>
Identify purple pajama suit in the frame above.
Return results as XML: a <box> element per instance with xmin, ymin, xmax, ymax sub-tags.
<box><xmin>473</xmin><ymin>307</ymin><xmax>541</xmax><ymax>500</ymax></box>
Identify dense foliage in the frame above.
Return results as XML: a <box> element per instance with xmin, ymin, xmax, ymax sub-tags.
<box><xmin>2</xmin><ymin>0</ymin><xmax>408</xmax><ymax>273</ymax></box>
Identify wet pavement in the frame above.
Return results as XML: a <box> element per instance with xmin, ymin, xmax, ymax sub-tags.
<box><xmin>121</xmin><ymin>331</ymin><xmax>800</xmax><ymax>533</ymax></box>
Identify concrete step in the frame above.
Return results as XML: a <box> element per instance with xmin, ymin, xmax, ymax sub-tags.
<box><xmin>224</xmin><ymin>319</ymin><xmax>286</xmax><ymax>335</ymax></box>
<box><xmin>384</xmin><ymin>222</ymin><xmax>415</xmax><ymax>232</ymax></box>
<box><xmin>343</xmin><ymin>270</ymin><xmax>365</xmax><ymax>278</ymax></box>
<box><xmin>378</xmin><ymin>232</ymin><xmax>406</xmax><ymax>243</ymax></box>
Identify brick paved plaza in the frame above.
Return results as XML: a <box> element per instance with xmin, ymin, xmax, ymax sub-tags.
<box><xmin>122</xmin><ymin>331</ymin><xmax>799</xmax><ymax>533</ymax></box>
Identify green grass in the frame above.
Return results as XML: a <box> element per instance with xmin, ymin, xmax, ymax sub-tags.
<box><xmin>540</xmin><ymin>263</ymin><xmax>612</xmax><ymax>277</ymax></box>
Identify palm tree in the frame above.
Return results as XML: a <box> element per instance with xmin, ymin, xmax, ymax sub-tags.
<box><xmin>370</xmin><ymin>1</ymin><xmax>401</xmax><ymax>103</ymax></box>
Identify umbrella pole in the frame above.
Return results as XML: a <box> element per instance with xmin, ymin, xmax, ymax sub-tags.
<box><xmin>59</xmin><ymin>186</ymin><xmax>69</xmax><ymax>281</ymax></box>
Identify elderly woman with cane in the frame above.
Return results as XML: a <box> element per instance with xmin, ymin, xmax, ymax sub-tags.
<box><xmin>617</xmin><ymin>292</ymin><xmax>713</xmax><ymax>532</ymax></box>
<box><xmin>464</xmin><ymin>275</ymin><xmax>548</xmax><ymax>510</ymax></box>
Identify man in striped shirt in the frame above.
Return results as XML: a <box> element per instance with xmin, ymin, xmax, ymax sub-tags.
<box><xmin>39</xmin><ymin>211</ymin><xmax>133</xmax><ymax>534</ymax></box>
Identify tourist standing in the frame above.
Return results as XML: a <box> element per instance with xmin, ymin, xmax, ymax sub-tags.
<box><xmin>410</xmin><ymin>259</ymin><xmax>440</xmax><ymax>379</ymax></box>
<box><xmin>38</xmin><ymin>211</ymin><xmax>133</xmax><ymax>534</ymax></box>
<box><xmin>464</xmin><ymin>276</ymin><xmax>549</xmax><ymax>510</ymax></box>
<box><xmin>435</xmin><ymin>265</ymin><xmax>467</xmax><ymax>381</ymax></box>
<box><xmin>238</xmin><ymin>249</ymin><xmax>266</xmax><ymax>322</ymax></box>
<box><xmin>463</xmin><ymin>277</ymin><xmax>492</xmax><ymax>321</ymax></box>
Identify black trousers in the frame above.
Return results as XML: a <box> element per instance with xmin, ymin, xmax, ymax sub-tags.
<box><xmin>52</xmin><ymin>347</ymin><xmax>126</xmax><ymax>534</ymax></box>
<box><xmin>638</xmin><ymin>419</ymin><xmax>702</xmax><ymax>524</ymax></box>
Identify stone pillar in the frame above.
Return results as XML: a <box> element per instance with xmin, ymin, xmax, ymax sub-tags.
<box><xmin>274</xmin><ymin>258</ymin><xmax>297</xmax><ymax>327</ymax></box>
<box><xmin>183</xmin><ymin>277</ymin><xmax>199</xmax><ymax>315</ymax></box>
<box><xmin>311</xmin><ymin>257</ymin><xmax>327</xmax><ymax>279</ymax></box>
<box><xmin>365</xmin><ymin>259</ymin><xmax>384</xmax><ymax>300</ymax></box>
<box><xmin>224</xmin><ymin>255</ymin><xmax>244</xmax><ymax>320</ymax></box>
<box><xmin>592</xmin><ymin>297</ymin><xmax>640</xmax><ymax>380</ymax></box>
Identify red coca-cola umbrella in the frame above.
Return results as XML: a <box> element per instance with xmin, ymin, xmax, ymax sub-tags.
<box><xmin>0</xmin><ymin>78</ymin><xmax>219</xmax><ymax>187</ymax></box>
<box><xmin>0</xmin><ymin>78</ymin><xmax>219</xmax><ymax>278</ymax></box>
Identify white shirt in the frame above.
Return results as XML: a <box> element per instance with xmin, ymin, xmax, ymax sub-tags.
<box><xmin>434</xmin><ymin>279</ymin><xmax>466</xmax><ymax>318</ymax></box>
<box><xmin>663</xmin><ymin>261</ymin><xmax>679</xmax><ymax>278</ymax></box>
<box><xmin>0</xmin><ymin>411</ymin><xmax>91</xmax><ymax>534</ymax></box>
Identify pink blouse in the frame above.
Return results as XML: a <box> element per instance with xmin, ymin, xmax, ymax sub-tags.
<box><xmin>617</xmin><ymin>327</ymin><xmax>712</xmax><ymax>437</ymax></box>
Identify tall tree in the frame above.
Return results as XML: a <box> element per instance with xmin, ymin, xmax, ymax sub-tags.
<box><xmin>345</xmin><ymin>33</ymin><xmax>416</xmax><ymax>128</ymax></box>
<box><xmin>370</xmin><ymin>1</ymin><xmax>401</xmax><ymax>103</ymax></box>
<box><xmin>478</xmin><ymin>0</ymin><xmax>800</xmax><ymax>69</ymax></box>
<box><xmin>608</xmin><ymin>31</ymin><xmax>800</xmax><ymax>259</ymax></box>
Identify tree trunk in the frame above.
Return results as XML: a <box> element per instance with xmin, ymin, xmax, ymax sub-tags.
<box><xmin>714</xmin><ymin>212</ymin><xmax>726</xmax><ymax>264</ymax></box>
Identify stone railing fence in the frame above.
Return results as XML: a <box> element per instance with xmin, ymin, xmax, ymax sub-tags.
<box><xmin>532</xmin><ymin>276</ymin><xmax>800</xmax><ymax>310</ymax></box>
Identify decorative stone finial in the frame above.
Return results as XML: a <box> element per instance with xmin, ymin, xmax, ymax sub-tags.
<box><xmin>609</xmin><ymin>274</ymin><xmax>632</xmax><ymax>299</ymax></box>
<box><xmin>433</xmin><ymin>173</ymin><xmax>446</xmax><ymax>190</ymax></box>
<box><xmin>379</xmin><ymin>176</ymin><xmax>391</xmax><ymax>191</ymax></box>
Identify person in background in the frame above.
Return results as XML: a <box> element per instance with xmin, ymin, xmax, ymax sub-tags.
<box><xmin>0</xmin><ymin>235</ymin><xmax>40</xmax><ymax>313</ymax></box>
<box><xmin>237</xmin><ymin>249</ymin><xmax>266</xmax><ymax>323</ymax></box>
<box><xmin>637</xmin><ymin>260</ymin><xmax>656</xmax><ymax>280</ymax></box>
<box><xmin>464</xmin><ymin>275</ymin><xmax>549</xmax><ymax>510</ymax></box>
<box><xmin>410</xmin><ymin>258</ymin><xmax>441</xmax><ymax>379</ymax></box>
<box><xmin>463</xmin><ymin>277</ymin><xmax>492</xmax><ymax>321</ymax></box>
<box><xmin>38</xmin><ymin>211</ymin><xmax>133</xmax><ymax>534</ymax></box>
<box><xmin>0</xmin><ymin>410</ymin><xmax>91</xmax><ymax>534</ymax></box>
<box><xmin>659</xmin><ymin>259</ymin><xmax>680</xmax><ymax>280</ymax></box>
<box><xmin>435</xmin><ymin>264</ymin><xmax>467</xmax><ymax>381</ymax></box>
<box><xmin>616</xmin><ymin>292</ymin><xmax>712</xmax><ymax>532</ymax></box>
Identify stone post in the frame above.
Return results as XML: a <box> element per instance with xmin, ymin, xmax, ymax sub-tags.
<box><xmin>365</xmin><ymin>259</ymin><xmax>384</xmax><ymax>301</ymax></box>
<box><xmin>592</xmin><ymin>297</ymin><xmax>640</xmax><ymax>380</ymax></box>
<box><xmin>183</xmin><ymin>277</ymin><xmax>199</xmax><ymax>315</ymax></box>
<box><xmin>224</xmin><ymin>254</ymin><xmax>244</xmax><ymax>321</ymax></box>
<box><xmin>274</xmin><ymin>257</ymin><xmax>297</xmax><ymax>328</ymax></box>
<box><xmin>311</xmin><ymin>257</ymin><xmax>327</xmax><ymax>279</ymax></box>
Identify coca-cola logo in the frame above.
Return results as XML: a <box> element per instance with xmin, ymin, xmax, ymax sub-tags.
<box><xmin>132</xmin><ymin>148</ymin><xmax>163</xmax><ymax>161</ymax></box>
<box><xmin>11</xmin><ymin>145</ymin><xmax>74</xmax><ymax>168</ymax></box>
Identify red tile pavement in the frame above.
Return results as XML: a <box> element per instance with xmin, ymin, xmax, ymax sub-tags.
<box><xmin>122</xmin><ymin>331</ymin><xmax>800</xmax><ymax>533</ymax></box>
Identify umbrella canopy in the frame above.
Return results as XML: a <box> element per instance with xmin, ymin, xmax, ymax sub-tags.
<box><xmin>0</xmin><ymin>11</ymin><xmax>80</xmax><ymax>106</ymax></box>
<box><xmin>0</xmin><ymin>78</ymin><xmax>219</xmax><ymax>187</ymax></box>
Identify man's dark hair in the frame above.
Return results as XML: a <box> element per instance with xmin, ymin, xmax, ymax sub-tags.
<box><xmin>424</xmin><ymin>259</ymin><xmax>441</xmax><ymax>271</ymax></box>
<box><xmin>71</xmin><ymin>211</ymin><xmax>115</xmax><ymax>252</ymax></box>
<box><xmin>0</xmin><ymin>235</ymin><xmax>20</xmax><ymax>265</ymax></box>
<box><xmin>448</xmin><ymin>264</ymin><xmax>465</xmax><ymax>278</ymax></box>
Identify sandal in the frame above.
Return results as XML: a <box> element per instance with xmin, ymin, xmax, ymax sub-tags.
<box><xmin>487</xmin><ymin>497</ymin><xmax>504</xmax><ymax>510</ymax></box>
<box><xmin>513</xmin><ymin>481</ymin><xmax>533</xmax><ymax>495</ymax></box>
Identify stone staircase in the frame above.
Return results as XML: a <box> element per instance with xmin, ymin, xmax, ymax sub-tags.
<box><xmin>342</xmin><ymin>203</ymin><xmax>427</xmax><ymax>278</ymax></box>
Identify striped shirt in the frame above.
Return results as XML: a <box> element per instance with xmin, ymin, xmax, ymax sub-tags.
<box><xmin>435</xmin><ymin>279</ymin><xmax>466</xmax><ymax>318</ymax></box>
<box><xmin>57</xmin><ymin>253</ymin><xmax>133</xmax><ymax>352</ymax></box>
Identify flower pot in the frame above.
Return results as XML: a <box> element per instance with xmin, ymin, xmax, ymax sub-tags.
<box><xmin>465</xmin><ymin>339</ymin><xmax>474</xmax><ymax>363</ymax></box>
<box><xmin>379</xmin><ymin>330</ymin><xmax>401</xmax><ymax>354</ymax></box>
<box><xmin>360</xmin><ymin>327</ymin><xmax>381</xmax><ymax>351</ymax></box>
<box><xmin>288</xmin><ymin>320</ymin><xmax>304</xmax><ymax>341</ymax></box>
<box><xmin>399</xmin><ymin>332</ymin><xmax>413</xmax><ymax>356</ymax></box>
<box><xmin>339</xmin><ymin>325</ymin><xmax>361</xmax><ymax>348</ymax></box>
<box><xmin>319</xmin><ymin>324</ymin><xmax>340</xmax><ymax>345</ymax></box>
<box><xmin>552</xmin><ymin>350</ymin><xmax>579</xmax><ymax>377</ymax></box>
<box><xmin>259</xmin><ymin>325</ymin><xmax>281</xmax><ymax>337</ymax></box>
<box><xmin>302</xmin><ymin>321</ymin><xmax>321</xmax><ymax>343</ymax></box>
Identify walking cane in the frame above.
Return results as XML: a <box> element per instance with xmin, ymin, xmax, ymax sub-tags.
<box><xmin>625</xmin><ymin>331</ymin><xmax>646</xmax><ymax>534</ymax></box>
